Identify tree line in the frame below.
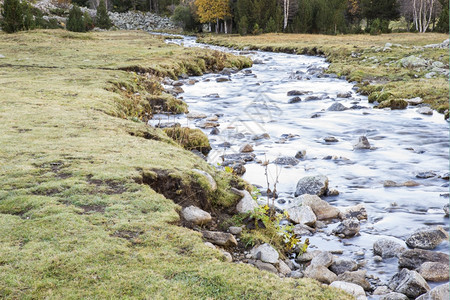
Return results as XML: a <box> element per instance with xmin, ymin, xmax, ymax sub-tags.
<box><xmin>173</xmin><ymin>0</ymin><xmax>448</xmax><ymax>34</ymax></box>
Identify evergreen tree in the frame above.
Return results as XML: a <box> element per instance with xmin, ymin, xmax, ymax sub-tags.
<box><xmin>172</xmin><ymin>5</ymin><xmax>196</xmax><ymax>31</ymax></box>
<box><xmin>1</xmin><ymin>0</ymin><xmax>23</xmax><ymax>33</ymax></box>
<box><xmin>96</xmin><ymin>0</ymin><xmax>112</xmax><ymax>29</ymax></box>
<box><xmin>66</xmin><ymin>5</ymin><xmax>86</xmax><ymax>32</ymax></box>
<box><xmin>361</xmin><ymin>0</ymin><xmax>400</xmax><ymax>29</ymax></box>
<box><xmin>238</xmin><ymin>15</ymin><xmax>248</xmax><ymax>34</ymax></box>
<box><xmin>436</xmin><ymin>0</ymin><xmax>449</xmax><ymax>33</ymax></box>
<box><xmin>265</xmin><ymin>17</ymin><xmax>277</xmax><ymax>32</ymax></box>
<box><xmin>22</xmin><ymin>1</ymin><xmax>35</xmax><ymax>30</ymax></box>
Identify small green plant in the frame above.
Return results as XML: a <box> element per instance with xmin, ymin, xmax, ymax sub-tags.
<box><xmin>251</xmin><ymin>186</ymin><xmax>261</xmax><ymax>200</ymax></box>
<box><xmin>0</xmin><ymin>0</ymin><xmax>35</xmax><ymax>33</ymax></box>
<box><xmin>96</xmin><ymin>0</ymin><xmax>112</xmax><ymax>29</ymax></box>
<box><xmin>280</xmin><ymin>224</ymin><xmax>309</xmax><ymax>254</ymax></box>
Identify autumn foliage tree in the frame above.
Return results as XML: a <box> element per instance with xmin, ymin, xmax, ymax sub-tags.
<box><xmin>194</xmin><ymin>0</ymin><xmax>231</xmax><ymax>33</ymax></box>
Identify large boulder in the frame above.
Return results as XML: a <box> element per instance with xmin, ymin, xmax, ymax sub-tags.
<box><xmin>304</xmin><ymin>264</ymin><xmax>337</xmax><ymax>284</ymax></box>
<box><xmin>405</xmin><ymin>226</ymin><xmax>449</xmax><ymax>250</ymax></box>
<box><xmin>287</xmin><ymin>205</ymin><xmax>317</xmax><ymax>226</ymax></box>
<box><xmin>388</xmin><ymin>268</ymin><xmax>430</xmax><ymax>299</ymax></box>
<box><xmin>337</xmin><ymin>270</ymin><xmax>371</xmax><ymax>291</ymax></box>
<box><xmin>251</xmin><ymin>243</ymin><xmax>279</xmax><ymax>264</ymax></box>
<box><xmin>310</xmin><ymin>251</ymin><xmax>333</xmax><ymax>267</ymax></box>
<box><xmin>373</xmin><ymin>238</ymin><xmax>406</xmax><ymax>258</ymax></box>
<box><xmin>297</xmin><ymin>194</ymin><xmax>340</xmax><ymax>220</ymax></box>
<box><xmin>398</xmin><ymin>249</ymin><xmax>449</xmax><ymax>269</ymax></box>
<box><xmin>417</xmin><ymin>262</ymin><xmax>449</xmax><ymax>282</ymax></box>
<box><xmin>294</xmin><ymin>175</ymin><xmax>329</xmax><ymax>197</ymax></box>
<box><xmin>380</xmin><ymin>292</ymin><xmax>408</xmax><ymax>300</ymax></box>
<box><xmin>181</xmin><ymin>206</ymin><xmax>212</xmax><ymax>225</ymax></box>
<box><xmin>332</xmin><ymin>218</ymin><xmax>360</xmax><ymax>237</ymax></box>
<box><xmin>400</xmin><ymin>55</ymin><xmax>427</xmax><ymax>68</ymax></box>
<box><xmin>330</xmin><ymin>258</ymin><xmax>358</xmax><ymax>275</ymax></box>
<box><xmin>416</xmin><ymin>282</ymin><xmax>449</xmax><ymax>300</ymax></box>
<box><xmin>330</xmin><ymin>281</ymin><xmax>367</xmax><ymax>300</ymax></box>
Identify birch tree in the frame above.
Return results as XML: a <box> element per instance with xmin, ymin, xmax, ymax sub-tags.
<box><xmin>195</xmin><ymin>0</ymin><xmax>231</xmax><ymax>33</ymax></box>
<box><xmin>412</xmin><ymin>0</ymin><xmax>438</xmax><ymax>32</ymax></box>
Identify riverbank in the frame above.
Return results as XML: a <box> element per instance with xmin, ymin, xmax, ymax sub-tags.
<box><xmin>0</xmin><ymin>30</ymin><xmax>352</xmax><ymax>299</ymax></box>
<box><xmin>198</xmin><ymin>33</ymin><xmax>449</xmax><ymax>117</ymax></box>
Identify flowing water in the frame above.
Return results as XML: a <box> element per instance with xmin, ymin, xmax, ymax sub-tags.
<box><xmin>152</xmin><ymin>35</ymin><xmax>449</xmax><ymax>295</ymax></box>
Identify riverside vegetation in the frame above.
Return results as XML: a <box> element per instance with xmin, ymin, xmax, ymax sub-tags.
<box><xmin>198</xmin><ymin>33</ymin><xmax>449</xmax><ymax>117</ymax></box>
<box><xmin>0</xmin><ymin>30</ymin><xmax>353</xmax><ymax>299</ymax></box>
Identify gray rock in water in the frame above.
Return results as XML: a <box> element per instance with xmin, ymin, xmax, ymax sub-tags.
<box><xmin>239</xmin><ymin>143</ymin><xmax>254</xmax><ymax>153</ymax></box>
<box><xmin>253</xmin><ymin>260</ymin><xmax>278</xmax><ymax>273</ymax></box>
<box><xmin>235</xmin><ymin>190</ymin><xmax>258</xmax><ymax>213</ymax></box>
<box><xmin>288</xmin><ymin>96</ymin><xmax>302</xmax><ymax>104</ymax></box>
<box><xmin>388</xmin><ymin>268</ymin><xmax>430</xmax><ymax>299</ymax></box>
<box><xmin>405</xmin><ymin>226</ymin><xmax>448</xmax><ymax>250</ymax></box>
<box><xmin>417</xmin><ymin>107</ymin><xmax>433</xmax><ymax>115</ymax></box>
<box><xmin>380</xmin><ymin>292</ymin><xmax>408</xmax><ymax>300</ymax></box>
<box><xmin>339</xmin><ymin>204</ymin><xmax>368</xmax><ymax>220</ymax></box>
<box><xmin>324</xmin><ymin>136</ymin><xmax>339</xmax><ymax>142</ymax></box>
<box><xmin>251</xmin><ymin>243</ymin><xmax>279</xmax><ymax>264</ymax></box>
<box><xmin>444</xmin><ymin>204</ymin><xmax>449</xmax><ymax>217</ymax></box>
<box><xmin>182</xmin><ymin>206</ymin><xmax>212</xmax><ymax>225</ymax></box>
<box><xmin>337</xmin><ymin>270</ymin><xmax>371</xmax><ymax>291</ymax></box>
<box><xmin>253</xmin><ymin>59</ymin><xmax>264</xmax><ymax>64</ymax></box>
<box><xmin>294</xmin><ymin>175</ymin><xmax>329</xmax><ymax>197</ymax></box>
<box><xmin>273</xmin><ymin>156</ymin><xmax>299</xmax><ymax>166</ymax></box>
<box><xmin>287</xmin><ymin>205</ymin><xmax>317</xmax><ymax>226</ymax></box>
<box><xmin>398</xmin><ymin>249</ymin><xmax>449</xmax><ymax>269</ymax></box>
<box><xmin>333</xmin><ymin>218</ymin><xmax>360</xmax><ymax>237</ymax></box>
<box><xmin>416</xmin><ymin>282</ymin><xmax>449</xmax><ymax>300</ymax></box>
<box><xmin>327</xmin><ymin>102</ymin><xmax>348</xmax><ymax>111</ymax></box>
<box><xmin>295</xmin><ymin>150</ymin><xmax>306</xmax><ymax>159</ymax></box>
<box><xmin>292</xmin><ymin>223</ymin><xmax>314</xmax><ymax>236</ymax></box>
<box><xmin>297</xmin><ymin>194</ymin><xmax>340</xmax><ymax>220</ymax></box>
<box><xmin>304</xmin><ymin>264</ymin><xmax>337</xmax><ymax>284</ymax></box>
<box><xmin>330</xmin><ymin>281</ymin><xmax>367</xmax><ymax>300</ymax></box>
<box><xmin>216</xmin><ymin>77</ymin><xmax>230</xmax><ymax>82</ymax></box>
<box><xmin>416</xmin><ymin>171</ymin><xmax>436</xmax><ymax>179</ymax></box>
<box><xmin>202</xmin><ymin>231</ymin><xmax>238</xmax><ymax>247</ymax></box>
<box><xmin>373</xmin><ymin>238</ymin><xmax>406</xmax><ymax>258</ymax></box>
<box><xmin>304</xmin><ymin>95</ymin><xmax>321</xmax><ymax>101</ymax></box>
<box><xmin>296</xmin><ymin>250</ymin><xmax>322</xmax><ymax>262</ymax></box>
<box><xmin>417</xmin><ymin>262</ymin><xmax>449</xmax><ymax>282</ymax></box>
<box><xmin>353</xmin><ymin>136</ymin><xmax>371</xmax><ymax>150</ymax></box>
<box><xmin>330</xmin><ymin>258</ymin><xmax>358</xmax><ymax>275</ymax></box>
<box><xmin>337</xmin><ymin>92</ymin><xmax>352</xmax><ymax>98</ymax></box>
<box><xmin>406</xmin><ymin>97</ymin><xmax>424</xmax><ymax>105</ymax></box>
<box><xmin>210</xmin><ymin>127</ymin><xmax>220</xmax><ymax>135</ymax></box>
<box><xmin>310</xmin><ymin>251</ymin><xmax>333</xmax><ymax>267</ymax></box>
<box><xmin>287</xmin><ymin>90</ymin><xmax>310</xmax><ymax>96</ymax></box>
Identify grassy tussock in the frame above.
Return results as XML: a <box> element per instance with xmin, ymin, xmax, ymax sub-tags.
<box><xmin>199</xmin><ymin>33</ymin><xmax>449</xmax><ymax>113</ymax></box>
<box><xmin>0</xmin><ymin>30</ymin><xmax>351</xmax><ymax>299</ymax></box>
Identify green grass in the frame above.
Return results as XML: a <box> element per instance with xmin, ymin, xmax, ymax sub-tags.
<box><xmin>0</xmin><ymin>30</ymin><xmax>351</xmax><ymax>299</ymax></box>
<box><xmin>198</xmin><ymin>32</ymin><xmax>449</xmax><ymax>114</ymax></box>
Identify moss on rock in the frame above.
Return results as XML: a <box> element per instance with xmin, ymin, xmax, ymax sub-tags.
<box><xmin>377</xmin><ymin>99</ymin><xmax>408</xmax><ymax>109</ymax></box>
<box><xmin>163</xmin><ymin>127</ymin><xmax>211</xmax><ymax>155</ymax></box>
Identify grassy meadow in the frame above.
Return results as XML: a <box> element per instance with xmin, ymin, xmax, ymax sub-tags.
<box><xmin>0</xmin><ymin>30</ymin><xmax>352</xmax><ymax>299</ymax></box>
<box><xmin>199</xmin><ymin>33</ymin><xmax>449</xmax><ymax>115</ymax></box>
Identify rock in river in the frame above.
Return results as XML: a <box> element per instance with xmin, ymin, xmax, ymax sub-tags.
<box><xmin>304</xmin><ymin>264</ymin><xmax>337</xmax><ymax>284</ymax></box>
<box><xmin>416</xmin><ymin>282</ymin><xmax>449</xmax><ymax>300</ymax></box>
<box><xmin>417</xmin><ymin>262</ymin><xmax>449</xmax><ymax>282</ymax></box>
<box><xmin>373</xmin><ymin>238</ymin><xmax>406</xmax><ymax>258</ymax></box>
<box><xmin>310</xmin><ymin>251</ymin><xmax>333</xmax><ymax>267</ymax></box>
<box><xmin>339</xmin><ymin>204</ymin><xmax>367</xmax><ymax>220</ymax></box>
<box><xmin>353</xmin><ymin>136</ymin><xmax>371</xmax><ymax>150</ymax></box>
<box><xmin>297</xmin><ymin>194</ymin><xmax>340</xmax><ymax>220</ymax></box>
<box><xmin>239</xmin><ymin>143</ymin><xmax>254</xmax><ymax>153</ymax></box>
<box><xmin>398</xmin><ymin>249</ymin><xmax>449</xmax><ymax>269</ymax></box>
<box><xmin>330</xmin><ymin>258</ymin><xmax>358</xmax><ymax>275</ymax></box>
<box><xmin>388</xmin><ymin>268</ymin><xmax>430</xmax><ymax>299</ymax></box>
<box><xmin>405</xmin><ymin>226</ymin><xmax>448</xmax><ymax>250</ymax></box>
<box><xmin>327</xmin><ymin>102</ymin><xmax>348</xmax><ymax>111</ymax></box>
<box><xmin>332</xmin><ymin>218</ymin><xmax>360</xmax><ymax>237</ymax></box>
<box><xmin>287</xmin><ymin>205</ymin><xmax>317</xmax><ymax>226</ymax></box>
<box><xmin>273</xmin><ymin>156</ymin><xmax>299</xmax><ymax>166</ymax></box>
<box><xmin>294</xmin><ymin>175</ymin><xmax>329</xmax><ymax>197</ymax></box>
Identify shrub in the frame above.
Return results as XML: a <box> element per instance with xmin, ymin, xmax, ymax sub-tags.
<box><xmin>172</xmin><ymin>5</ymin><xmax>196</xmax><ymax>31</ymax></box>
<box><xmin>1</xmin><ymin>0</ymin><xmax>23</xmax><ymax>33</ymax></box>
<box><xmin>66</xmin><ymin>5</ymin><xmax>86</xmax><ymax>32</ymax></box>
<box><xmin>84</xmin><ymin>12</ymin><xmax>94</xmax><ymax>31</ymax></box>
<box><xmin>96</xmin><ymin>0</ymin><xmax>111</xmax><ymax>29</ymax></box>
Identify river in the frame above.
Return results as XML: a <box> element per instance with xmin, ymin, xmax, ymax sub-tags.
<box><xmin>151</xmin><ymin>35</ymin><xmax>449</xmax><ymax>297</ymax></box>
